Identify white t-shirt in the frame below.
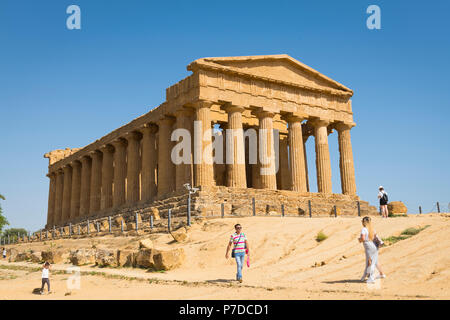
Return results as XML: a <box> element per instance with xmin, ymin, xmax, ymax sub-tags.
<box><xmin>361</xmin><ymin>227</ymin><xmax>369</xmax><ymax>240</ymax></box>
<box><xmin>378</xmin><ymin>191</ymin><xmax>387</xmax><ymax>199</ymax></box>
<box><xmin>42</xmin><ymin>268</ymin><xmax>49</xmax><ymax>279</ymax></box>
<box><xmin>2</xmin><ymin>249</ymin><xmax>6</xmax><ymax>256</ymax></box>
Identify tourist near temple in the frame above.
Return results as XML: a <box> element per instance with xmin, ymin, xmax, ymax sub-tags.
<box><xmin>43</xmin><ymin>55</ymin><xmax>378</xmax><ymax>230</ymax></box>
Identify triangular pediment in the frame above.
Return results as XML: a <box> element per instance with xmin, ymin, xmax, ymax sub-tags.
<box><xmin>188</xmin><ymin>54</ymin><xmax>352</xmax><ymax>95</ymax></box>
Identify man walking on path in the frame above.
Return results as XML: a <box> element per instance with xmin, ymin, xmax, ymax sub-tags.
<box><xmin>378</xmin><ymin>186</ymin><xmax>389</xmax><ymax>218</ymax></box>
<box><xmin>225</xmin><ymin>224</ymin><xmax>250</xmax><ymax>283</ymax></box>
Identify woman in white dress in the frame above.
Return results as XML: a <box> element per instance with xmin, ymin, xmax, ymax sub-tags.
<box><xmin>359</xmin><ymin>216</ymin><xmax>385</xmax><ymax>283</ymax></box>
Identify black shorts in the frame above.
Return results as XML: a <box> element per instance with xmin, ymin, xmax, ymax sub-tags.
<box><xmin>380</xmin><ymin>200</ymin><xmax>387</xmax><ymax>206</ymax></box>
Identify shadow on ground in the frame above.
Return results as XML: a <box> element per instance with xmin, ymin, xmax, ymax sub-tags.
<box><xmin>323</xmin><ymin>279</ymin><xmax>362</xmax><ymax>284</ymax></box>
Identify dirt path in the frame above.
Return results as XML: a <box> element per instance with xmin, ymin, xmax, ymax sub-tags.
<box><xmin>1</xmin><ymin>215</ymin><xmax>449</xmax><ymax>299</ymax></box>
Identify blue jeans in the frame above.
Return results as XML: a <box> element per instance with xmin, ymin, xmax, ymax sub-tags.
<box><xmin>234</xmin><ymin>252</ymin><xmax>245</xmax><ymax>280</ymax></box>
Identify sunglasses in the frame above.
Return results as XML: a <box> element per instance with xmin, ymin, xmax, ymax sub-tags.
<box><xmin>235</xmin><ymin>226</ymin><xmax>242</xmax><ymax>229</ymax></box>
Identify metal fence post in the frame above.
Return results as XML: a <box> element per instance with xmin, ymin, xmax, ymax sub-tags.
<box><xmin>168</xmin><ymin>209</ymin><xmax>172</xmax><ymax>232</ymax></box>
<box><xmin>108</xmin><ymin>216</ymin><xmax>112</xmax><ymax>233</ymax></box>
<box><xmin>121</xmin><ymin>220</ymin><xmax>124</xmax><ymax>233</ymax></box>
<box><xmin>437</xmin><ymin>202</ymin><xmax>440</xmax><ymax>213</ymax></box>
<box><xmin>221</xmin><ymin>203</ymin><xmax>225</xmax><ymax>218</ymax></box>
<box><xmin>252</xmin><ymin>198</ymin><xmax>256</xmax><ymax>216</ymax></box>
<box><xmin>135</xmin><ymin>213</ymin><xmax>139</xmax><ymax>231</ymax></box>
<box><xmin>187</xmin><ymin>193</ymin><xmax>191</xmax><ymax>226</ymax></box>
<box><xmin>96</xmin><ymin>222</ymin><xmax>100</xmax><ymax>233</ymax></box>
<box><xmin>46</xmin><ymin>230</ymin><xmax>48</xmax><ymax>240</ymax></box>
<box><xmin>357</xmin><ymin>201</ymin><xmax>361</xmax><ymax>217</ymax></box>
<box><xmin>419</xmin><ymin>206</ymin><xmax>422</xmax><ymax>214</ymax></box>
<box><xmin>308</xmin><ymin>200</ymin><xmax>312</xmax><ymax>218</ymax></box>
<box><xmin>87</xmin><ymin>220</ymin><xmax>90</xmax><ymax>235</ymax></box>
<box><xmin>40</xmin><ymin>230</ymin><xmax>42</xmax><ymax>241</ymax></box>
<box><xmin>150</xmin><ymin>215</ymin><xmax>154</xmax><ymax>230</ymax></box>
<box><xmin>281</xmin><ymin>204</ymin><xmax>285</xmax><ymax>217</ymax></box>
<box><xmin>334</xmin><ymin>205</ymin><xmax>337</xmax><ymax>217</ymax></box>
<box><xmin>69</xmin><ymin>223</ymin><xmax>72</xmax><ymax>237</ymax></box>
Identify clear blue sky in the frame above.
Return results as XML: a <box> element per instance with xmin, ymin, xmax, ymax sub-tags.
<box><xmin>1</xmin><ymin>0</ymin><xmax>449</xmax><ymax>232</ymax></box>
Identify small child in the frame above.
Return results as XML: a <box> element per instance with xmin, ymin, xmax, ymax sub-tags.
<box><xmin>2</xmin><ymin>248</ymin><xmax>6</xmax><ymax>259</ymax></box>
<box><xmin>40</xmin><ymin>262</ymin><xmax>51</xmax><ymax>294</ymax></box>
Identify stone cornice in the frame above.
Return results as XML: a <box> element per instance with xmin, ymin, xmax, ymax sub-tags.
<box><xmin>187</xmin><ymin>56</ymin><xmax>353</xmax><ymax>98</ymax></box>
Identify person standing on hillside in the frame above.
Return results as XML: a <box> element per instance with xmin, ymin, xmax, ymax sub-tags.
<box><xmin>40</xmin><ymin>262</ymin><xmax>51</xmax><ymax>294</ymax></box>
<box><xmin>225</xmin><ymin>224</ymin><xmax>250</xmax><ymax>283</ymax></box>
<box><xmin>2</xmin><ymin>248</ymin><xmax>6</xmax><ymax>259</ymax></box>
<box><xmin>378</xmin><ymin>186</ymin><xmax>389</xmax><ymax>218</ymax></box>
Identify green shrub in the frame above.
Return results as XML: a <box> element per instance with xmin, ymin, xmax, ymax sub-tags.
<box><xmin>316</xmin><ymin>231</ymin><xmax>328</xmax><ymax>242</ymax></box>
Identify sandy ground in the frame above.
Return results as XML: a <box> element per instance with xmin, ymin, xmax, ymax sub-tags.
<box><xmin>0</xmin><ymin>214</ymin><xmax>449</xmax><ymax>300</ymax></box>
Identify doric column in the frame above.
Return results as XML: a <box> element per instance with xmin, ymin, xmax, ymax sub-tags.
<box><xmin>100</xmin><ymin>145</ymin><xmax>114</xmax><ymax>210</ymax></box>
<box><xmin>140</xmin><ymin>124</ymin><xmax>157</xmax><ymax>203</ymax></box>
<box><xmin>302</xmin><ymin>122</ymin><xmax>314</xmax><ymax>192</ymax></box>
<box><xmin>89</xmin><ymin>150</ymin><xmax>102</xmax><ymax>214</ymax></box>
<box><xmin>46</xmin><ymin>173</ymin><xmax>56</xmax><ymax>228</ymax></box>
<box><xmin>79</xmin><ymin>156</ymin><xmax>92</xmax><ymax>217</ymax></box>
<box><xmin>277</xmin><ymin>135</ymin><xmax>291</xmax><ymax>190</ymax></box>
<box><xmin>157</xmin><ymin>117</ymin><xmax>176</xmax><ymax>196</ymax></box>
<box><xmin>112</xmin><ymin>138</ymin><xmax>127</xmax><ymax>207</ymax></box>
<box><xmin>224</xmin><ymin>105</ymin><xmax>247</xmax><ymax>188</ymax></box>
<box><xmin>311</xmin><ymin>119</ymin><xmax>332</xmax><ymax>194</ymax></box>
<box><xmin>126</xmin><ymin>132</ymin><xmax>142</xmax><ymax>204</ymax></box>
<box><xmin>174</xmin><ymin>109</ymin><xmax>194</xmax><ymax>191</ymax></box>
<box><xmin>303</xmin><ymin>135</ymin><xmax>310</xmax><ymax>192</ymax></box>
<box><xmin>54</xmin><ymin>169</ymin><xmax>64</xmax><ymax>225</ymax></box>
<box><xmin>251</xmin><ymin>126</ymin><xmax>260</xmax><ymax>189</ymax></box>
<box><xmin>257</xmin><ymin>111</ymin><xmax>277</xmax><ymax>190</ymax></box>
<box><xmin>335</xmin><ymin>122</ymin><xmax>357</xmax><ymax>195</ymax></box>
<box><xmin>70</xmin><ymin>160</ymin><xmax>81</xmax><ymax>219</ymax></box>
<box><xmin>287</xmin><ymin>115</ymin><xmax>308</xmax><ymax>193</ymax></box>
<box><xmin>193</xmin><ymin>101</ymin><xmax>214</xmax><ymax>187</ymax></box>
<box><xmin>61</xmin><ymin>165</ymin><xmax>72</xmax><ymax>223</ymax></box>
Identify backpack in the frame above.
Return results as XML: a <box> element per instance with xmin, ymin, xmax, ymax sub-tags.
<box><xmin>382</xmin><ymin>193</ymin><xmax>388</xmax><ymax>202</ymax></box>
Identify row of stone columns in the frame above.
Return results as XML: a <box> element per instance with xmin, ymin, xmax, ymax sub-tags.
<box><xmin>47</xmin><ymin>126</ymin><xmax>158</xmax><ymax>227</ymax></box>
<box><xmin>46</xmin><ymin>100</ymin><xmax>357</xmax><ymax>227</ymax></box>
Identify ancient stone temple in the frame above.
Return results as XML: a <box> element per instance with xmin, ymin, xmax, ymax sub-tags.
<box><xmin>44</xmin><ymin>55</ymin><xmax>377</xmax><ymax>229</ymax></box>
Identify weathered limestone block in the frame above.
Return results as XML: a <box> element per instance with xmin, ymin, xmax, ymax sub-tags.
<box><xmin>14</xmin><ymin>252</ymin><xmax>31</xmax><ymax>262</ymax></box>
<box><xmin>170</xmin><ymin>227</ymin><xmax>189</xmax><ymax>243</ymax></box>
<box><xmin>117</xmin><ymin>249</ymin><xmax>135</xmax><ymax>267</ymax></box>
<box><xmin>387</xmin><ymin>201</ymin><xmax>407</xmax><ymax>214</ymax></box>
<box><xmin>41</xmin><ymin>250</ymin><xmax>65</xmax><ymax>264</ymax></box>
<box><xmin>150</xmin><ymin>207</ymin><xmax>160</xmax><ymax>220</ymax></box>
<box><xmin>100</xmin><ymin>220</ymin><xmax>110</xmax><ymax>231</ymax></box>
<box><xmin>139</xmin><ymin>238</ymin><xmax>153</xmax><ymax>249</ymax></box>
<box><xmin>30</xmin><ymin>252</ymin><xmax>42</xmax><ymax>263</ymax></box>
<box><xmin>153</xmin><ymin>248</ymin><xmax>185</xmax><ymax>271</ymax></box>
<box><xmin>95</xmin><ymin>249</ymin><xmax>117</xmax><ymax>267</ymax></box>
<box><xmin>7</xmin><ymin>248</ymin><xmax>18</xmax><ymax>262</ymax></box>
<box><xmin>135</xmin><ymin>248</ymin><xmax>159</xmax><ymax>268</ymax></box>
<box><xmin>114</xmin><ymin>216</ymin><xmax>125</xmax><ymax>227</ymax></box>
<box><xmin>70</xmin><ymin>249</ymin><xmax>96</xmax><ymax>265</ymax></box>
<box><xmin>330</xmin><ymin>207</ymin><xmax>342</xmax><ymax>216</ymax></box>
<box><xmin>63</xmin><ymin>226</ymin><xmax>70</xmax><ymax>235</ymax></box>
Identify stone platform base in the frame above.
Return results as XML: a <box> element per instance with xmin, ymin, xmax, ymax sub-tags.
<box><xmin>43</xmin><ymin>186</ymin><xmax>378</xmax><ymax>234</ymax></box>
<box><xmin>193</xmin><ymin>186</ymin><xmax>379</xmax><ymax>217</ymax></box>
